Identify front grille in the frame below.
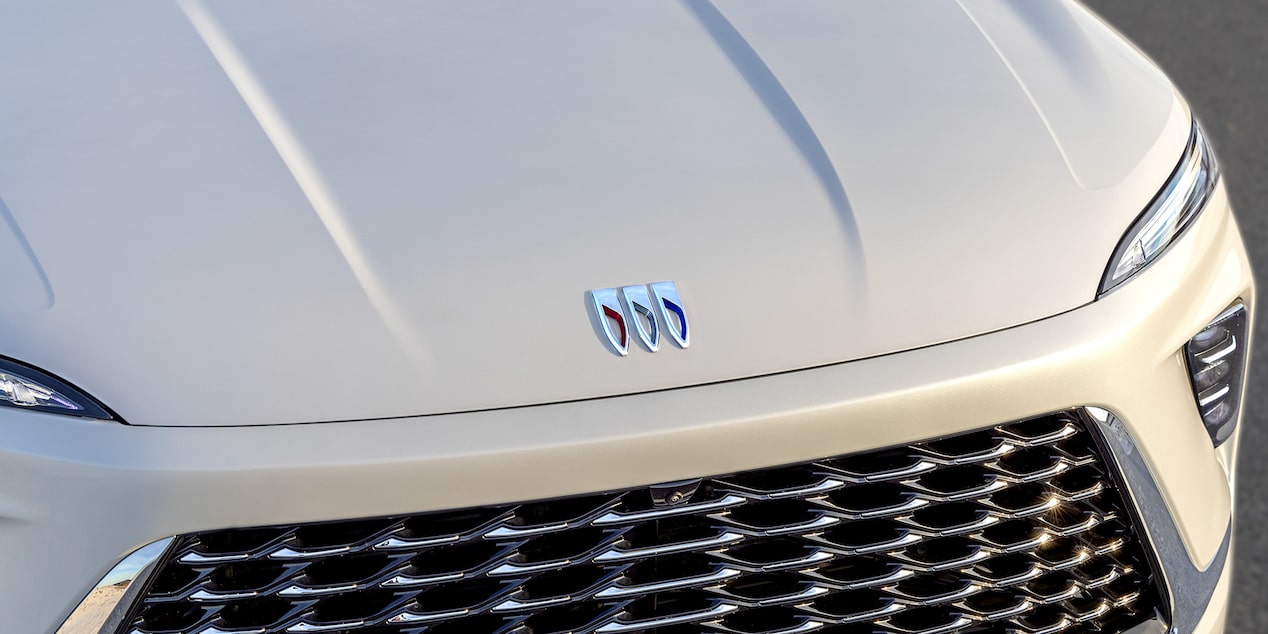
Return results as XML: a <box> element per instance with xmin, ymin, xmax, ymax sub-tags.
<box><xmin>124</xmin><ymin>410</ymin><xmax>1160</xmax><ymax>634</ymax></box>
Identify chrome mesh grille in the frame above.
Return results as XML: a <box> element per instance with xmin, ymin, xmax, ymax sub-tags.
<box><xmin>124</xmin><ymin>410</ymin><xmax>1159</xmax><ymax>634</ymax></box>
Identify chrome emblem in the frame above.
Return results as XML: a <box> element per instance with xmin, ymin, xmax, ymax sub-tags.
<box><xmin>590</xmin><ymin>281</ymin><xmax>689</xmax><ymax>355</ymax></box>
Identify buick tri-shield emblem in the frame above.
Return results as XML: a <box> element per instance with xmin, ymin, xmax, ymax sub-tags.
<box><xmin>590</xmin><ymin>281</ymin><xmax>689</xmax><ymax>356</ymax></box>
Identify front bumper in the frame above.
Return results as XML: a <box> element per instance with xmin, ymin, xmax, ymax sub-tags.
<box><xmin>5</xmin><ymin>184</ymin><xmax>1251</xmax><ymax>634</ymax></box>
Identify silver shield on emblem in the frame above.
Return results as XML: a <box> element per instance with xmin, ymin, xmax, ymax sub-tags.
<box><xmin>620</xmin><ymin>285</ymin><xmax>660</xmax><ymax>352</ymax></box>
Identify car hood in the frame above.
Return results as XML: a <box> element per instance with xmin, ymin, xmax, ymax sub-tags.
<box><xmin>0</xmin><ymin>1</ymin><xmax>1189</xmax><ymax>426</ymax></box>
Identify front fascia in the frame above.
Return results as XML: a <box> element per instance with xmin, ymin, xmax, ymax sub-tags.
<box><xmin>4</xmin><ymin>184</ymin><xmax>1251</xmax><ymax>633</ymax></box>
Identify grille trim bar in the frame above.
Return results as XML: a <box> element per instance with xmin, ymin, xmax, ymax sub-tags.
<box><xmin>1083</xmin><ymin>407</ymin><xmax>1232</xmax><ymax>634</ymax></box>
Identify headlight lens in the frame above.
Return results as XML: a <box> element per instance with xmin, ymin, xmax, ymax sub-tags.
<box><xmin>1100</xmin><ymin>120</ymin><xmax>1219</xmax><ymax>295</ymax></box>
<box><xmin>0</xmin><ymin>357</ymin><xmax>113</xmax><ymax>420</ymax></box>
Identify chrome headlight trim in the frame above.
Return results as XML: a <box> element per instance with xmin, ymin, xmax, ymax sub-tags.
<box><xmin>1100</xmin><ymin>120</ymin><xmax>1220</xmax><ymax>296</ymax></box>
<box><xmin>54</xmin><ymin>538</ymin><xmax>174</xmax><ymax>634</ymax></box>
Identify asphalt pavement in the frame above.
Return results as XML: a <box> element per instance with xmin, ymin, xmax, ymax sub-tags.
<box><xmin>1083</xmin><ymin>1</ymin><xmax>1268</xmax><ymax>628</ymax></box>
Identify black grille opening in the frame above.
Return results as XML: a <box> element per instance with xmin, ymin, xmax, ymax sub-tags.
<box><xmin>516</xmin><ymin>527</ymin><xmax>610</xmax><ymax>563</ymax></box>
<box><xmin>822</xmin><ymin>518</ymin><xmax>906</xmax><ymax>549</ymax></box>
<box><xmin>207</xmin><ymin>561</ymin><xmax>290</xmax><ymax>592</ymax></box>
<box><xmin>915</xmin><ymin>465</ymin><xmax>995</xmax><ymax>495</ymax></box>
<box><xmin>963</xmin><ymin>590</ymin><xmax>1027</xmax><ymax>617</ymax></box>
<box><xmin>902</xmin><ymin>537</ymin><xmax>980</xmax><ymax>568</ymax></box>
<box><xmin>193</xmin><ymin>527</ymin><xmax>287</xmax><ymax>555</ymax></box>
<box><xmin>415</xmin><ymin>578</ymin><xmax>511</xmax><ymax>613</ymax></box>
<box><xmin>400</xmin><ymin>506</ymin><xmax>508</xmax><ymax>540</ymax></box>
<box><xmin>722</xmin><ymin>572</ymin><xmax>810</xmax><ymax>601</ymax></box>
<box><xmin>624</xmin><ymin>553</ymin><xmax>715</xmax><ymax>584</ymax></box>
<box><xmin>910</xmin><ymin>502</ymin><xmax>988</xmax><ymax>531</ymax></box>
<box><xmin>829</xmin><ymin>447</ymin><xmax>923</xmax><ymax>476</ymax></box>
<box><xmin>310</xmin><ymin>589</ymin><xmax>402</xmax><ymax>622</ymax></box>
<box><xmin>724</xmin><ymin>537</ymin><xmax>817</xmax><ymax>566</ymax></box>
<box><xmin>921</xmin><ymin>432</ymin><xmax>1005</xmax><ymax>459</ymax></box>
<box><xmin>720</xmin><ymin>606</ymin><xmax>810</xmax><ymax>633</ymax></box>
<box><xmin>815</xmin><ymin>556</ymin><xmax>902</xmax><ymax>586</ymax></box>
<box><xmin>827</xmin><ymin>482</ymin><xmax>916</xmax><ymax>514</ymax></box>
<box><xmin>514</xmin><ymin>493</ymin><xmax>617</xmax><ymax>526</ymax></box>
<box><xmin>1010</xmin><ymin>416</ymin><xmax>1074</xmax><ymax>438</ymax></box>
<box><xmin>895</xmin><ymin>573</ymin><xmax>975</xmax><ymax>602</ymax></box>
<box><xmin>996</xmin><ymin>446</ymin><xmax>1064</xmax><ymax>478</ymax></box>
<box><xmin>294</xmin><ymin>519</ymin><xmax>392</xmax><ymax>549</ymax></box>
<box><xmin>134</xmin><ymin>602</ymin><xmax>213</xmax><ymax>633</ymax></box>
<box><xmin>124</xmin><ymin>410</ymin><xmax>1161</xmax><ymax>634</ymax></box>
<box><xmin>519</xmin><ymin>600</ymin><xmax>612</xmax><ymax>633</ymax></box>
<box><xmin>426</xmin><ymin>614</ymin><xmax>509</xmax><ymax>634</ymax></box>
<box><xmin>304</xmin><ymin>553</ymin><xmax>400</xmax><ymax>586</ymax></box>
<box><xmin>624</xmin><ymin>514</ymin><xmax>716</xmax><ymax>547</ymax></box>
<box><xmin>811</xmin><ymin>589</ymin><xmax>893</xmax><ymax>618</ymax></box>
<box><xmin>217</xmin><ymin>597</ymin><xmax>296</xmax><ymax>629</ymax></box>
<box><xmin>979</xmin><ymin>519</ymin><xmax>1045</xmax><ymax>549</ymax></box>
<box><xmin>721</xmin><ymin>465</ymin><xmax>823</xmax><ymax>493</ymax></box>
<box><xmin>889</xmin><ymin>606</ymin><xmax>971</xmax><ymax>631</ymax></box>
<box><xmin>410</xmin><ymin>540</ymin><xmax>507</xmax><ymax>577</ymax></box>
<box><xmin>519</xmin><ymin>565</ymin><xmax>610</xmax><ymax>599</ymax></box>
<box><xmin>727</xmin><ymin>498</ymin><xmax>820</xmax><ymax>529</ymax></box>
<box><xmin>146</xmin><ymin>563</ymin><xmax>201</xmax><ymax>596</ymax></box>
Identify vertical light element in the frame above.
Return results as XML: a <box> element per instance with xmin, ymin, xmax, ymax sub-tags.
<box><xmin>1184</xmin><ymin>302</ymin><xmax>1248</xmax><ymax>446</ymax></box>
<box><xmin>179</xmin><ymin>0</ymin><xmax>432</xmax><ymax>378</ymax></box>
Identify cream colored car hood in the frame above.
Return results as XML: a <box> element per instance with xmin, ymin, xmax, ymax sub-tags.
<box><xmin>0</xmin><ymin>1</ymin><xmax>1190</xmax><ymax>426</ymax></box>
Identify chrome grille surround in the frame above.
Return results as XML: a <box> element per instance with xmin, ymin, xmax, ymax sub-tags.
<box><xmin>122</xmin><ymin>410</ymin><xmax>1160</xmax><ymax>634</ymax></box>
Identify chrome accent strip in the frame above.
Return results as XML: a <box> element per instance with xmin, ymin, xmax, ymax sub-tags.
<box><xmin>287</xmin><ymin>620</ymin><xmax>366</xmax><ymax>633</ymax></box>
<box><xmin>177</xmin><ymin>550</ymin><xmax>250</xmax><ymax>564</ymax></box>
<box><xmin>268</xmin><ymin>545</ymin><xmax>352</xmax><ymax>560</ymax></box>
<box><xmin>387</xmin><ymin>607</ymin><xmax>471</xmax><ymax>623</ymax></box>
<box><xmin>190</xmin><ymin>588</ymin><xmax>259</xmax><ymax>601</ymax></box>
<box><xmin>591</xmin><ymin>493</ymin><xmax>746</xmax><ymax>525</ymax></box>
<box><xmin>594</xmin><ymin>566</ymin><xmax>742</xmax><ymax>598</ymax></box>
<box><xmin>1194</xmin><ymin>333</ymin><xmax>1237</xmax><ymax>364</ymax></box>
<box><xmin>592</xmin><ymin>530</ymin><xmax>745</xmax><ymax>562</ymax></box>
<box><xmin>828</xmin><ymin>459</ymin><xmax>938</xmax><ymax>483</ymax></box>
<box><xmin>595</xmin><ymin>603</ymin><xmax>737</xmax><ymax>632</ymax></box>
<box><xmin>56</xmin><ymin>537</ymin><xmax>175</xmax><ymax>634</ymax></box>
<box><xmin>1196</xmin><ymin>383</ymin><xmax>1232</xmax><ymax>407</ymax></box>
<box><xmin>1083</xmin><ymin>407</ymin><xmax>1232</xmax><ymax>634</ymax></box>
<box><xmin>373</xmin><ymin>533</ymin><xmax>461</xmax><ymax>550</ymax></box>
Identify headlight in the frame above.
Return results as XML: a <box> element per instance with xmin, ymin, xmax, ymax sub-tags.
<box><xmin>1100</xmin><ymin>120</ymin><xmax>1219</xmax><ymax>295</ymax></box>
<box><xmin>0</xmin><ymin>357</ymin><xmax>114</xmax><ymax>420</ymax></box>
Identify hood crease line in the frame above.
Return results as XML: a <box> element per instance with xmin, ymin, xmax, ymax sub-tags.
<box><xmin>681</xmin><ymin>0</ymin><xmax>866</xmax><ymax>298</ymax></box>
<box><xmin>178</xmin><ymin>0</ymin><xmax>434</xmax><ymax>379</ymax></box>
